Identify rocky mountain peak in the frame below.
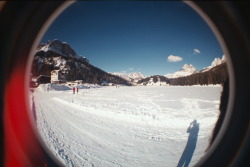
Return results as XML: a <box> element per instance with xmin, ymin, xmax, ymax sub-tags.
<box><xmin>32</xmin><ymin>40</ymin><xmax>131</xmax><ymax>85</ymax></box>
<box><xmin>201</xmin><ymin>55</ymin><xmax>226</xmax><ymax>72</ymax></box>
<box><xmin>38</xmin><ymin>39</ymin><xmax>77</xmax><ymax>58</ymax></box>
<box><xmin>165</xmin><ymin>64</ymin><xmax>197</xmax><ymax>79</ymax></box>
<box><xmin>181</xmin><ymin>64</ymin><xmax>197</xmax><ymax>72</ymax></box>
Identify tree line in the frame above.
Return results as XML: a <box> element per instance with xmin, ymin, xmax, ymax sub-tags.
<box><xmin>169</xmin><ymin>63</ymin><xmax>228</xmax><ymax>86</ymax></box>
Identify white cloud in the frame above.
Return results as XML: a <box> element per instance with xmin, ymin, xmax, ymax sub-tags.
<box><xmin>167</xmin><ymin>55</ymin><xmax>183</xmax><ymax>62</ymax></box>
<box><xmin>194</xmin><ymin>49</ymin><xmax>201</xmax><ymax>54</ymax></box>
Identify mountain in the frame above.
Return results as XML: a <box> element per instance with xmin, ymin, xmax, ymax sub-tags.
<box><xmin>165</xmin><ymin>64</ymin><xmax>197</xmax><ymax>79</ymax></box>
<box><xmin>38</xmin><ymin>39</ymin><xmax>79</xmax><ymax>58</ymax></box>
<box><xmin>165</xmin><ymin>55</ymin><xmax>226</xmax><ymax>79</ymax></box>
<box><xmin>111</xmin><ymin>72</ymin><xmax>145</xmax><ymax>83</ymax></box>
<box><xmin>137</xmin><ymin>75</ymin><xmax>170</xmax><ymax>86</ymax></box>
<box><xmin>32</xmin><ymin>40</ymin><xmax>131</xmax><ymax>85</ymax></box>
<box><xmin>170</xmin><ymin>62</ymin><xmax>227</xmax><ymax>85</ymax></box>
<box><xmin>167</xmin><ymin>55</ymin><xmax>227</xmax><ymax>85</ymax></box>
<box><xmin>201</xmin><ymin>55</ymin><xmax>226</xmax><ymax>72</ymax></box>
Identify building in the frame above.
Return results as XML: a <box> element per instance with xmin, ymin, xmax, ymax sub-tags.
<box><xmin>66</xmin><ymin>80</ymin><xmax>83</xmax><ymax>86</ymax></box>
<box><xmin>50</xmin><ymin>70</ymin><xmax>66</xmax><ymax>83</ymax></box>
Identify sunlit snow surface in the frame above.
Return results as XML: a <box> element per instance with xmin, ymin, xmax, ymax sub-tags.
<box><xmin>33</xmin><ymin>85</ymin><xmax>222</xmax><ymax>167</ymax></box>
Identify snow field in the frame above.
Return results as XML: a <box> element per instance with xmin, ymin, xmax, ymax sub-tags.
<box><xmin>36</xmin><ymin>83</ymin><xmax>101</xmax><ymax>92</ymax></box>
<box><xmin>33</xmin><ymin>85</ymin><xmax>222</xmax><ymax>167</ymax></box>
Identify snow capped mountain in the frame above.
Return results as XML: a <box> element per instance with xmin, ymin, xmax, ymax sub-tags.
<box><xmin>32</xmin><ymin>40</ymin><xmax>131</xmax><ymax>85</ymax></box>
<box><xmin>38</xmin><ymin>39</ymin><xmax>78</xmax><ymax>58</ymax></box>
<box><xmin>165</xmin><ymin>64</ymin><xmax>197</xmax><ymax>79</ymax></box>
<box><xmin>201</xmin><ymin>55</ymin><xmax>226</xmax><ymax>72</ymax></box>
<box><xmin>128</xmin><ymin>72</ymin><xmax>145</xmax><ymax>79</ymax></box>
<box><xmin>165</xmin><ymin>55</ymin><xmax>226</xmax><ymax>79</ymax></box>
<box><xmin>112</xmin><ymin>72</ymin><xmax>145</xmax><ymax>82</ymax></box>
<box><xmin>38</xmin><ymin>40</ymin><xmax>89</xmax><ymax>62</ymax></box>
<box><xmin>34</xmin><ymin>40</ymin><xmax>89</xmax><ymax>77</ymax></box>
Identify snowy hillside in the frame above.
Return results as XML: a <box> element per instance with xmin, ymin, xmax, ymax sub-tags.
<box><xmin>33</xmin><ymin>86</ymin><xmax>221</xmax><ymax>167</ymax></box>
<box><xmin>32</xmin><ymin>40</ymin><xmax>131</xmax><ymax>85</ymax></box>
<box><xmin>201</xmin><ymin>55</ymin><xmax>226</xmax><ymax>72</ymax></box>
<box><xmin>34</xmin><ymin>39</ymin><xmax>89</xmax><ymax>74</ymax></box>
<box><xmin>38</xmin><ymin>40</ymin><xmax>87</xmax><ymax>60</ymax></box>
<box><xmin>165</xmin><ymin>64</ymin><xmax>197</xmax><ymax>79</ymax></box>
<box><xmin>112</xmin><ymin>72</ymin><xmax>145</xmax><ymax>82</ymax></box>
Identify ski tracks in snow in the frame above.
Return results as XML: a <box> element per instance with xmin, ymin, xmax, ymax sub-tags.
<box><xmin>33</xmin><ymin>86</ymin><xmax>222</xmax><ymax>167</ymax></box>
<box><xmin>34</xmin><ymin>93</ymin><xmax>75</xmax><ymax>166</ymax></box>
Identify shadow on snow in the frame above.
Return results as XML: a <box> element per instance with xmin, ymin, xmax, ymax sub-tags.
<box><xmin>177</xmin><ymin>120</ymin><xmax>200</xmax><ymax>167</ymax></box>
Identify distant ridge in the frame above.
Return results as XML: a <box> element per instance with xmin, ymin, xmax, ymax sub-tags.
<box><xmin>111</xmin><ymin>72</ymin><xmax>145</xmax><ymax>83</ymax></box>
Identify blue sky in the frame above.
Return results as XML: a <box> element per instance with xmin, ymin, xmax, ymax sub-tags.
<box><xmin>41</xmin><ymin>1</ymin><xmax>223</xmax><ymax>76</ymax></box>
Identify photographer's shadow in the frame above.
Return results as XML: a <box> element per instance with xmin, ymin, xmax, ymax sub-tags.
<box><xmin>177</xmin><ymin>120</ymin><xmax>200</xmax><ymax>167</ymax></box>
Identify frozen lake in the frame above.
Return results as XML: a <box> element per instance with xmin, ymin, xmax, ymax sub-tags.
<box><xmin>32</xmin><ymin>85</ymin><xmax>222</xmax><ymax>167</ymax></box>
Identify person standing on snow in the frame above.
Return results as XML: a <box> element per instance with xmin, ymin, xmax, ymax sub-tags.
<box><xmin>77</xmin><ymin>87</ymin><xmax>79</xmax><ymax>94</ymax></box>
<box><xmin>73</xmin><ymin>87</ymin><xmax>75</xmax><ymax>94</ymax></box>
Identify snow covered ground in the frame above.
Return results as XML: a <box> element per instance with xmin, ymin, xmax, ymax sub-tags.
<box><xmin>32</xmin><ymin>85</ymin><xmax>222</xmax><ymax>167</ymax></box>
